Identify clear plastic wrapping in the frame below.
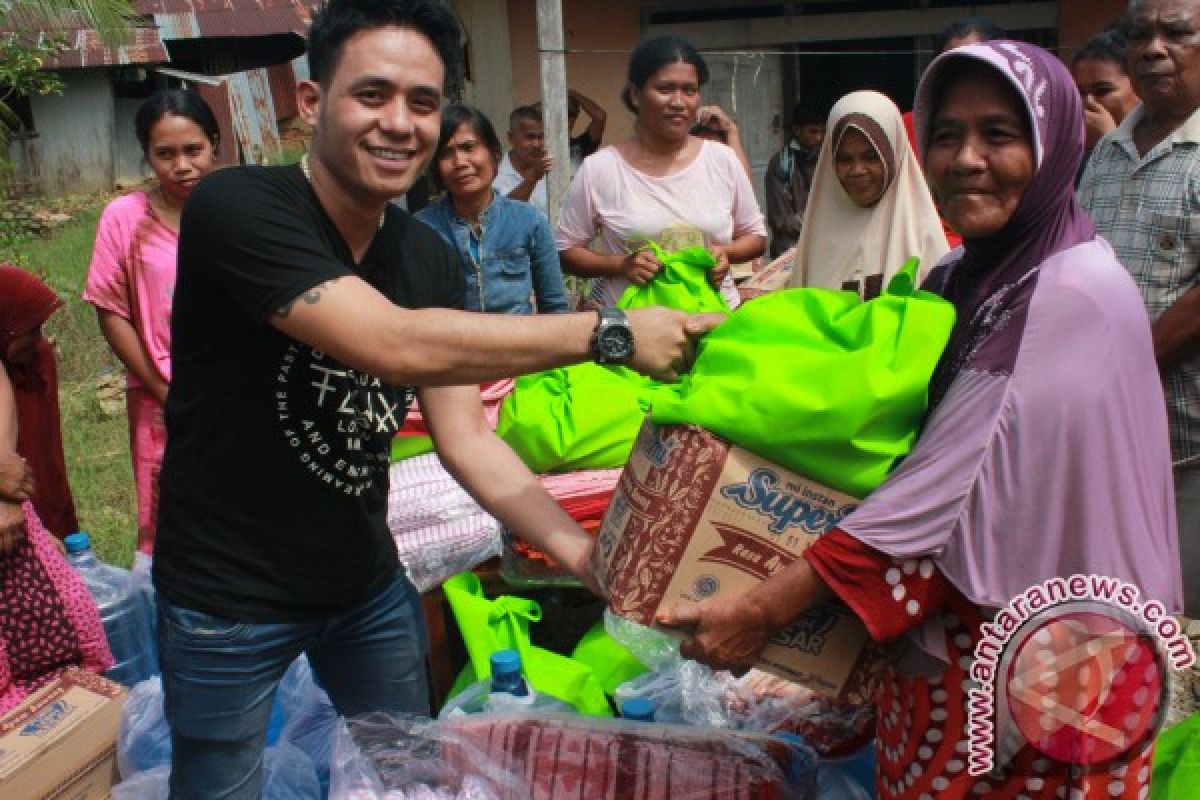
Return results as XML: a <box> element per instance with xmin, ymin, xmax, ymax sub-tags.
<box><xmin>112</xmin><ymin>743</ymin><xmax>320</xmax><ymax>800</ymax></box>
<box><xmin>331</xmin><ymin>713</ymin><xmax>527</xmax><ymax>800</ymax></box>
<box><xmin>602</xmin><ymin>610</ymin><xmax>680</xmax><ymax>670</ymax></box>
<box><xmin>437</xmin><ymin>679</ymin><xmax>573</xmax><ymax>719</ymax></box>
<box><xmin>388</xmin><ymin>454</ymin><xmax>505</xmax><ymax>593</ymax></box>
<box><xmin>614</xmin><ymin>663</ymin><xmax>875</xmax><ymax>758</ymax></box>
<box><xmin>117</xmin><ymin>677</ymin><xmax>171</xmax><ymax>779</ymax></box>
<box><xmin>332</xmin><ymin>710</ymin><xmax>817</xmax><ymax>800</ymax></box>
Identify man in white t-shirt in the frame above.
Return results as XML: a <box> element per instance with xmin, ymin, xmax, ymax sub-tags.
<box><xmin>494</xmin><ymin>105</ymin><xmax>551</xmax><ymax>217</ymax></box>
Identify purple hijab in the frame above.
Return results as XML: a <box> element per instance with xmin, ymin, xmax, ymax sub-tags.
<box><xmin>839</xmin><ymin>42</ymin><xmax>1182</xmax><ymax>657</ymax></box>
<box><xmin>915</xmin><ymin>42</ymin><xmax>1097</xmax><ymax>409</ymax></box>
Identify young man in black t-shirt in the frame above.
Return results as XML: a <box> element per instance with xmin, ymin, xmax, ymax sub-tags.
<box><xmin>152</xmin><ymin>2</ymin><xmax>721</xmax><ymax>797</ymax></box>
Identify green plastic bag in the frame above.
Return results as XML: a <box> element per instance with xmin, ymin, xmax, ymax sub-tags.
<box><xmin>570</xmin><ymin>620</ymin><xmax>648</xmax><ymax>696</ymax></box>
<box><xmin>390</xmin><ymin>433</ymin><xmax>434</xmax><ymax>462</ymax></box>
<box><xmin>651</xmin><ymin>258</ymin><xmax>956</xmax><ymax>498</ymax></box>
<box><xmin>441</xmin><ymin>572</ymin><xmax>612</xmax><ymax>717</ymax></box>
<box><xmin>1152</xmin><ymin>712</ymin><xmax>1200</xmax><ymax>799</ymax></box>
<box><xmin>496</xmin><ymin>363</ymin><xmax>678</xmax><ymax>473</ymax></box>
<box><xmin>617</xmin><ymin>242</ymin><xmax>730</xmax><ymax>314</ymax></box>
<box><xmin>494</xmin><ymin>243</ymin><xmax>725</xmax><ymax>473</ymax></box>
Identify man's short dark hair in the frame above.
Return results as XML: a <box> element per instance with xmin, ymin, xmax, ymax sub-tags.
<box><xmin>509</xmin><ymin>105</ymin><xmax>543</xmax><ymax>131</ymax></box>
<box><xmin>792</xmin><ymin>104</ymin><xmax>826</xmax><ymax>128</ymax></box>
<box><xmin>307</xmin><ymin>0</ymin><xmax>463</xmax><ymax>90</ymax></box>
<box><xmin>936</xmin><ymin>15</ymin><xmax>1006</xmax><ymax>54</ymax></box>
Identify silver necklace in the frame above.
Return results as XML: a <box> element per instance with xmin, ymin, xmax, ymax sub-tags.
<box><xmin>300</xmin><ymin>154</ymin><xmax>385</xmax><ymax>231</ymax></box>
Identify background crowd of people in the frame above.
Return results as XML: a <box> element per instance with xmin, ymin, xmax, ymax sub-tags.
<box><xmin>0</xmin><ymin>0</ymin><xmax>1197</xmax><ymax>798</ymax></box>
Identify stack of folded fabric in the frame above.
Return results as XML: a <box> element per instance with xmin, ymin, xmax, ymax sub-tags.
<box><xmin>388</xmin><ymin>454</ymin><xmax>620</xmax><ymax>592</ymax></box>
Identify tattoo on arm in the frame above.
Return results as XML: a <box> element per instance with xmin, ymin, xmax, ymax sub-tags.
<box><xmin>273</xmin><ymin>279</ymin><xmax>335</xmax><ymax>318</ymax></box>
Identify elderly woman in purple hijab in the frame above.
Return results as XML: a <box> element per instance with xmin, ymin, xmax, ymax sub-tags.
<box><xmin>663</xmin><ymin>41</ymin><xmax>1183</xmax><ymax>799</ymax></box>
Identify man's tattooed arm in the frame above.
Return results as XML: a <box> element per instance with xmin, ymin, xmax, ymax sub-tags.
<box><xmin>273</xmin><ymin>278</ymin><xmax>339</xmax><ymax>318</ymax></box>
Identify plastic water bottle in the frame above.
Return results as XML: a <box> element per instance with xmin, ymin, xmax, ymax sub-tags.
<box><xmin>487</xmin><ymin>649</ymin><xmax>537</xmax><ymax>709</ymax></box>
<box><xmin>620</xmin><ymin>697</ymin><xmax>656</xmax><ymax>722</ymax></box>
<box><xmin>64</xmin><ymin>532</ymin><xmax>157</xmax><ymax>687</ymax></box>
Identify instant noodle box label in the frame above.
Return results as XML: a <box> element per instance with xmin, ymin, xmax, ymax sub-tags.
<box><xmin>0</xmin><ymin>667</ymin><xmax>126</xmax><ymax>800</ymax></box>
<box><xmin>600</xmin><ymin>420</ymin><xmax>878</xmax><ymax>700</ymax></box>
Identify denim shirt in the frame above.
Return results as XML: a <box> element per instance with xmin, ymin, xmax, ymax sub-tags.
<box><xmin>416</xmin><ymin>194</ymin><xmax>569</xmax><ymax>314</ymax></box>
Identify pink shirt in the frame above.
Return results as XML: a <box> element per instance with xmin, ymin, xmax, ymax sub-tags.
<box><xmin>556</xmin><ymin>140</ymin><xmax>766</xmax><ymax>307</ymax></box>
<box><xmin>84</xmin><ymin>192</ymin><xmax>178</xmax><ymax>387</ymax></box>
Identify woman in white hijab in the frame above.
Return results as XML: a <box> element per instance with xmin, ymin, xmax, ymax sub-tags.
<box><xmin>787</xmin><ymin>90</ymin><xmax>948</xmax><ymax>295</ymax></box>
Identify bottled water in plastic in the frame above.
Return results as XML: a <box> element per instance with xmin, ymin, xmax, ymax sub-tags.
<box><xmin>620</xmin><ymin>697</ymin><xmax>657</xmax><ymax>722</ymax></box>
<box><xmin>65</xmin><ymin>532</ymin><xmax>157</xmax><ymax>687</ymax></box>
<box><xmin>487</xmin><ymin>649</ymin><xmax>538</xmax><ymax>709</ymax></box>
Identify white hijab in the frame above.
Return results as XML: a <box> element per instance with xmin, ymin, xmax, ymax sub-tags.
<box><xmin>787</xmin><ymin>90</ymin><xmax>948</xmax><ymax>292</ymax></box>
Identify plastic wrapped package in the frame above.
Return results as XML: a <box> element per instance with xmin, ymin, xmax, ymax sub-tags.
<box><xmin>334</xmin><ymin>711</ymin><xmax>816</xmax><ymax>800</ymax></box>
<box><xmin>613</xmin><ymin>660</ymin><xmax>735</xmax><ymax>729</ymax></box>
<box><xmin>117</xmin><ymin>657</ymin><xmax>339</xmax><ymax>787</ymax></box>
<box><xmin>331</xmin><ymin>713</ymin><xmax>529</xmax><ymax>800</ymax></box>
<box><xmin>112</xmin><ymin>744</ymin><xmax>321</xmax><ymax>800</ymax></box>
<box><xmin>263</xmin><ymin>740</ymin><xmax>322</xmax><ymax>800</ymax></box>
<box><xmin>404</xmin><ymin>534</ymin><xmax>505</xmax><ymax>594</ymax></box>
<box><xmin>498</xmin><ymin>530</ymin><xmax>581</xmax><ymax>588</ymax></box>
<box><xmin>437</xmin><ymin>678</ymin><xmax>572</xmax><ymax>719</ymax></box>
<box><xmin>278</xmin><ymin>656</ymin><xmax>338</xmax><ymax>797</ymax></box>
<box><xmin>736</xmin><ymin>671</ymin><xmax>875</xmax><ymax>758</ymax></box>
<box><xmin>388</xmin><ymin>454</ymin><xmax>505</xmax><ymax>593</ymax></box>
<box><xmin>614</xmin><ymin>664</ymin><xmax>875</xmax><ymax>758</ymax></box>
<box><xmin>112</xmin><ymin>765</ymin><xmax>169</xmax><ymax>800</ymax></box>
<box><xmin>603</xmin><ymin>610</ymin><xmax>680</xmax><ymax>670</ymax></box>
<box><xmin>441</xmin><ymin>711</ymin><xmax>817</xmax><ymax>800</ymax></box>
<box><xmin>130</xmin><ymin>551</ymin><xmax>158</xmax><ymax>646</ymax></box>
<box><xmin>117</xmin><ymin>677</ymin><xmax>171</xmax><ymax>779</ymax></box>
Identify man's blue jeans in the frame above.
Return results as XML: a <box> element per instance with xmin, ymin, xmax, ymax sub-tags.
<box><xmin>157</xmin><ymin>570</ymin><xmax>429</xmax><ymax>799</ymax></box>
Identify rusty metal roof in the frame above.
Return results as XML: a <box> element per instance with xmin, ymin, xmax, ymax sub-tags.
<box><xmin>136</xmin><ymin>0</ymin><xmax>319</xmax><ymax>40</ymax></box>
<box><xmin>0</xmin><ymin>1</ymin><xmax>320</xmax><ymax>70</ymax></box>
<box><xmin>50</xmin><ymin>26</ymin><xmax>168</xmax><ymax>68</ymax></box>
<box><xmin>0</xmin><ymin>8</ymin><xmax>168</xmax><ymax>68</ymax></box>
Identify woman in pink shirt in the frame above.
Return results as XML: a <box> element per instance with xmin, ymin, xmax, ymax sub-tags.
<box><xmin>557</xmin><ymin>36</ymin><xmax>767</xmax><ymax>309</ymax></box>
<box><xmin>85</xmin><ymin>89</ymin><xmax>219</xmax><ymax>557</ymax></box>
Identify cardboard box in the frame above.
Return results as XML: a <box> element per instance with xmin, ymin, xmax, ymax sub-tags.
<box><xmin>599</xmin><ymin>421</ymin><xmax>879</xmax><ymax>701</ymax></box>
<box><xmin>0</xmin><ymin>668</ymin><xmax>127</xmax><ymax>800</ymax></box>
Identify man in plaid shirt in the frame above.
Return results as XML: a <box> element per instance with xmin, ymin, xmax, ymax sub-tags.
<box><xmin>1078</xmin><ymin>0</ymin><xmax>1200</xmax><ymax>619</ymax></box>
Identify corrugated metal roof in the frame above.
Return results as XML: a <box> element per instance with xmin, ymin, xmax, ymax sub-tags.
<box><xmin>0</xmin><ymin>9</ymin><xmax>168</xmax><ymax>68</ymax></box>
<box><xmin>0</xmin><ymin>1</ymin><xmax>318</xmax><ymax>70</ymax></box>
<box><xmin>136</xmin><ymin>0</ymin><xmax>319</xmax><ymax>40</ymax></box>
<box><xmin>48</xmin><ymin>26</ymin><xmax>169</xmax><ymax>68</ymax></box>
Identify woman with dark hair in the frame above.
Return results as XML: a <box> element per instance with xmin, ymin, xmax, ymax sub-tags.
<box><xmin>84</xmin><ymin>88</ymin><xmax>219</xmax><ymax>558</ymax></box>
<box><xmin>1072</xmin><ymin>25</ymin><xmax>1139</xmax><ymax>161</ymax></box>
<box><xmin>416</xmin><ymin>104</ymin><xmax>568</xmax><ymax>314</ymax></box>
<box><xmin>557</xmin><ymin>35</ymin><xmax>766</xmax><ymax>308</ymax></box>
<box><xmin>666</xmin><ymin>41</ymin><xmax>1180</xmax><ymax>799</ymax></box>
<box><xmin>935</xmin><ymin>14</ymin><xmax>1006</xmax><ymax>53</ymax></box>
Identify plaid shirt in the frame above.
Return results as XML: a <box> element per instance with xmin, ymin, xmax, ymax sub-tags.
<box><xmin>1079</xmin><ymin>104</ymin><xmax>1200</xmax><ymax>468</ymax></box>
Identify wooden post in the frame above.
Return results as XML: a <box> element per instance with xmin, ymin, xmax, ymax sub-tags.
<box><xmin>536</xmin><ymin>0</ymin><xmax>570</xmax><ymax>224</ymax></box>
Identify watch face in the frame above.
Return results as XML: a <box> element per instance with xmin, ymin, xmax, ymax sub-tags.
<box><xmin>598</xmin><ymin>324</ymin><xmax>635</xmax><ymax>361</ymax></box>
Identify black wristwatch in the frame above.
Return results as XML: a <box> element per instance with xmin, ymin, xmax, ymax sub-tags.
<box><xmin>590</xmin><ymin>308</ymin><xmax>635</xmax><ymax>365</ymax></box>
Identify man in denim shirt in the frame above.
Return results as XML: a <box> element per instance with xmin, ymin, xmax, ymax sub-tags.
<box><xmin>419</xmin><ymin>105</ymin><xmax>570</xmax><ymax>313</ymax></box>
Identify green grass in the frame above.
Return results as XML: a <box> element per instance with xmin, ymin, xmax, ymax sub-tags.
<box><xmin>3</xmin><ymin>205</ymin><xmax>137</xmax><ymax>567</ymax></box>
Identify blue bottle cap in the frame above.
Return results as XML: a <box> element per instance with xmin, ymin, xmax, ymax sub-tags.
<box><xmin>490</xmin><ymin>649</ymin><xmax>522</xmax><ymax>677</ymax></box>
<box><xmin>64</xmin><ymin>532</ymin><xmax>91</xmax><ymax>554</ymax></box>
<box><xmin>621</xmin><ymin>697</ymin><xmax>656</xmax><ymax>721</ymax></box>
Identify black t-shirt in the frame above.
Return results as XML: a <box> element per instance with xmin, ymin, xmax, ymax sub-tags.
<box><xmin>153</xmin><ymin>165</ymin><xmax>465</xmax><ymax>622</ymax></box>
